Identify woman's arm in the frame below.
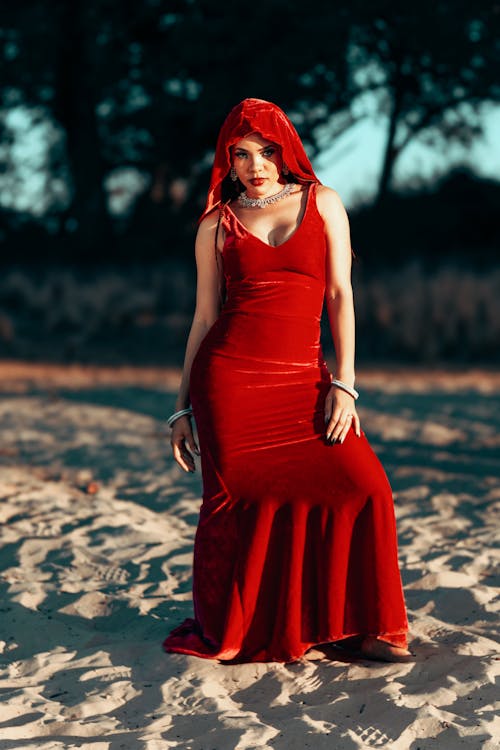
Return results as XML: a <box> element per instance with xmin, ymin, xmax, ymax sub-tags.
<box><xmin>174</xmin><ymin>212</ymin><xmax>223</xmax><ymax>409</ymax></box>
<box><xmin>171</xmin><ymin>210</ymin><xmax>224</xmax><ymax>471</ymax></box>
<box><xmin>316</xmin><ymin>185</ymin><xmax>361</xmax><ymax>442</ymax></box>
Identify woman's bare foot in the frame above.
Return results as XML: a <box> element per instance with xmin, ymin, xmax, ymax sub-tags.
<box><xmin>360</xmin><ymin>636</ymin><xmax>414</xmax><ymax>663</ymax></box>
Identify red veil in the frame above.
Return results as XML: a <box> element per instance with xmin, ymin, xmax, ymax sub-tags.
<box><xmin>199</xmin><ymin>98</ymin><xmax>321</xmax><ymax>223</ymax></box>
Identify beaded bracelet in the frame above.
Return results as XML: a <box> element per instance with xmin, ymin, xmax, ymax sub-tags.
<box><xmin>167</xmin><ymin>407</ymin><xmax>193</xmax><ymax>428</ymax></box>
<box><xmin>330</xmin><ymin>378</ymin><xmax>359</xmax><ymax>400</ymax></box>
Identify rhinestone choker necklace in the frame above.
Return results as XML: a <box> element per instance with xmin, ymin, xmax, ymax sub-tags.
<box><xmin>238</xmin><ymin>182</ymin><xmax>295</xmax><ymax>208</ymax></box>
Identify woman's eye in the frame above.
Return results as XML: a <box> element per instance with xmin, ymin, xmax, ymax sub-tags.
<box><xmin>263</xmin><ymin>148</ymin><xmax>275</xmax><ymax>157</ymax></box>
<box><xmin>234</xmin><ymin>152</ymin><xmax>247</xmax><ymax>159</ymax></box>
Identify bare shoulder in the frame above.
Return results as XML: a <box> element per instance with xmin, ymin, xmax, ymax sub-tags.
<box><xmin>315</xmin><ymin>184</ymin><xmax>348</xmax><ymax>220</ymax></box>
<box><xmin>195</xmin><ymin>206</ymin><xmax>226</xmax><ymax>259</ymax></box>
<box><xmin>197</xmin><ymin>207</ymin><xmax>220</xmax><ymax>241</ymax></box>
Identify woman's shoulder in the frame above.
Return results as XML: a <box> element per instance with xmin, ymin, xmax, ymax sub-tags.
<box><xmin>315</xmin><ymin>184</ymin><xmax>344</xmax><ymax>207</ymax></box>
<box><xmin>197</xmin><ymin>206</ymin><xmax>222</xmax><ymax>237</ymax></box>
<box><xmin>315</xmin><ymin>184</ymin><xmax>348</xmax><ymax>222</ymax></box>
<box><xmin>196</xmin><ymin>204</ymin><xmax>228</xmax><ymax>255</ymax></box>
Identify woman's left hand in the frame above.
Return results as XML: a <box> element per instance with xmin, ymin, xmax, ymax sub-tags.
<box><xmin>324</xmin><ymin>386</ymin><xmax>361</xmax><ymax>443</ymax></box>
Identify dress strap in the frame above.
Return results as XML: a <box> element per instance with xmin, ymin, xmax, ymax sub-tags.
<box><xmin>214</xmin><ymin>208</ymin><xmax>222</xmax><ymax>251</ymax></box>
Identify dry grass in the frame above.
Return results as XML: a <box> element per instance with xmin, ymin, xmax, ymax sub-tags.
<box><xmin>0</xmin><ymin>261</ymin><xmax>498</xmax><ymax>363</ymax></box>
<box><xmin>352</xmin><ymin>261</ymin><xmax>500</xmax><ymax>361</ymax></box>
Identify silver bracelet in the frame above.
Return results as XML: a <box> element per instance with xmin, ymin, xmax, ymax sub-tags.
<box><xmin>167</xmin><ymin>407</ymin><xmax>193</xmax><ymax>427</ymax></box>
<box><xmin>330</xmin><ymin>378</ymin><xmax>359</xmax><ymax>400</ymax></box>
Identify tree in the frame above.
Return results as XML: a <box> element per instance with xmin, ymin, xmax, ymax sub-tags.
<box><xmin>0</xmin><ymin>0</ymin><xmax>499</xmax><ymax>261</ymax></box>
<box><xmin>346</xmin><ymin>1</ymin><xmax>500</xmax><ymax>204</ymax></box>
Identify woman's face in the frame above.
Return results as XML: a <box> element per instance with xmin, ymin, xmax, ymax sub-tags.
<box><xmin>231</xmin><ymin>133</ymin><xmax>284</xmax><ymax>196</ymax></box>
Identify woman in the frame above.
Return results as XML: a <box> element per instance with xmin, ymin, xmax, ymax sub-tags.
<box><xmin>164</xmin><ymin>98</ymin><xmax>411</xmax><ymax>664</ymax></box>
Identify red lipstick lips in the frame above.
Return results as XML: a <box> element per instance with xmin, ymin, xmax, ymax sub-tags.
<box><xmin>250</xmin><ymin>178</ymin><xmax>265</xmax><ymax>186</ymax></box>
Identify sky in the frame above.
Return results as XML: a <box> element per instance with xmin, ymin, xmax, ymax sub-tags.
<box><xmin>1</xmin><ymin>99</ymin><xmax>500</xmax><ymax>217</ymax></box>
<box><xmin>315</xmin><ymin>100</ymin><xmax>500</xmax><ymax>208</ymax></box>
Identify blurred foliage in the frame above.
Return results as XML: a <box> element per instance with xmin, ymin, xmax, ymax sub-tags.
<box><xmin>0</xmin><ymin>0</ymin><xmax>499</xmax><ymax>266</ymax></box>
<box><xmin>348</xmin><ymin>1</ymin><xmax>500</xmax><ymax>203</ymax></box>
<box><xmin>353</xmin><ymin>168</ymin><xmax>500</xmax><ymax>271</ymax></box>
<box><xmin>0</xmin><ymin>261</ymin><xmax>498</xmax><ymax>363</ymax></box>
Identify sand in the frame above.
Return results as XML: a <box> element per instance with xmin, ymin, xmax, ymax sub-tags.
<box><xmin>0</xmin><ymin>361</ymin><xmax>498</xmax><ymax>749</ymax></box>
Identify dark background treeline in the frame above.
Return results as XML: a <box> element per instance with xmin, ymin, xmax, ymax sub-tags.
<box><xmin>0</xmin><ymin>0</ymin><xmax>499</xmax><ymax>364</ymax></box>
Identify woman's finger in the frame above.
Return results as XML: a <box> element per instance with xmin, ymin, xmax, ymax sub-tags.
<box><xmin>338</xmin><ymin>416</ymin><xmax>353</xmax><ymax>444</ymax></box>
<box><xmin>186</xmin><ymin>432</ymin><xmax>200</xmax><ymax>456</ymax></box>
<box><xmin>326</xmin><ymin>410</ymin><xmax>354</xmax><ymax>443</ymax></box>
<box><xmin>325</xmin><ymin>409</ymin><xmax>345</xmax><ymax>441</ymax></box>
<box><xmin>184</xmin><ymin>441</ymin><xmax>198</xmax><ymax>465</ymax></box>
<box><xmin>353</xmin><ymin>412</ymin><xmax>361</xmax><ymax>437</ymax></box>
<box><xmin>170</xmin><ymin>417</ymin><xmax>199</xmax><ymax>466</ymax></box>
<box><xmin>325</xmin><ymin>411</ymin><xmax>338</xmax><ymax>439</ymax></box>
<box><xmin>172</xmin><ymin>441</ymin><xmax>191</xmax><ymax>472</ymax></box>
<box><xmin>172</xmin><ymin>438</ymin><xmax>195</xmax><ymax>472</ymax></box>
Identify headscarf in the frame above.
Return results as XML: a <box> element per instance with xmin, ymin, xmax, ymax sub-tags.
<box><xmin>199</xmin><ymin>98</ymin><xmax>321</xmax><ymax>223</ymax></box>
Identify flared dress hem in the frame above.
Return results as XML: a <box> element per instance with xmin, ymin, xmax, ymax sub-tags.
<box><xmin>163</xmin><ymin>617</ymin><xmax>408</xmax><ymax>664</ymax></box>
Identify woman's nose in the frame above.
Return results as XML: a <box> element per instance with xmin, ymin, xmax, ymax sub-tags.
<box><xmin>249</xmin><ymin>154</ymin><xmax>263</xmax><ymax>169</ymax></box>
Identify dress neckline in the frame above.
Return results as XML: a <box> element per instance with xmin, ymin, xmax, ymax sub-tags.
<box><xmin>224</xmin><ymin>183</ymin><xmax>314</xmax><ymax>249</ymax></box>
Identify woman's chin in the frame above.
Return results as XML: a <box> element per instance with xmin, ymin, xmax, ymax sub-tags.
<box><xmin>243</xmin><ymin>179</ymin><xmax>284</xmax><ymax>196</ymax></box>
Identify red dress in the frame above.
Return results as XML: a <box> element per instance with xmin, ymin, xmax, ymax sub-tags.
<box><xmin>163</xmin><ymin>183</ymin><xmax>409</xmax><ymax>663</ymax></box>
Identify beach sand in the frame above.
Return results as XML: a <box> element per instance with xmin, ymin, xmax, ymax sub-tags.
<box><xmin>0</xmin><ymin>361</ymin><xmax>498</xmax><ymax>749</ymax></box>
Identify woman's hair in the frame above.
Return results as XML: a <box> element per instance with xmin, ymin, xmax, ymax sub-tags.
<box><xmin>200</xmin><ymin>98</ymin><xmax>321</xmax><ymax>223</ymax></box>
<box><xmin>215</xmin><ymin>169</ymin><xmax>314</xmax><ymax>307</ymax></box>
<box><xmin>205</xmin><ymin>99</ymin><xmax>327</xmax><ymax>305</ymax></box>
<box><xmin>220</xmin><ymin>167</ymin><xmax>300</xmax><ymax>204</ymax></box>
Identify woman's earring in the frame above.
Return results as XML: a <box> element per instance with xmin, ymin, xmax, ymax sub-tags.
<box><xmin>230</xmin><ymin>167</ymin><xmax>238</xmax><ymax>182</ymax></box>
<box><xmin>282</xmin><ymin>162</ymin><xmax>289</xmax><ymax>176</ymax></box>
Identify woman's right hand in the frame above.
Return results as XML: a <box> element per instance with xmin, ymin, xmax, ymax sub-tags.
<box><xmin>170</xmin><ymin>416</ymin><xmax>200</xmax><ymax>473</ymax></box>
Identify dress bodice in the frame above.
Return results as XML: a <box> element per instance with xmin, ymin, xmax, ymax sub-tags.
<box><xmin>219</xmin><ymin>182</ymin><xmax>327</xmax><ymax>288</ymax></box>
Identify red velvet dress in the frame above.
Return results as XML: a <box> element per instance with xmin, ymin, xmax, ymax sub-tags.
<box><xmin>163</xmin><ymin>183</ymin><xmax>409</xmax><ymax>663</ymax></box>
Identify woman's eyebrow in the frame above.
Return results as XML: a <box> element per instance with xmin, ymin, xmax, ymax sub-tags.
<box><xmin>234</xmin><ymin>145</ymin><xmax>275</xmax><ymax>153</ymax></box>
